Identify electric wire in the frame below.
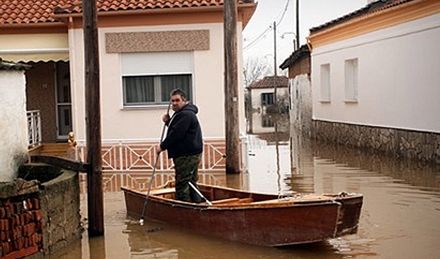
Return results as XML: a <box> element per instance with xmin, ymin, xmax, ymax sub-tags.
<box><xmin>244</xmin><ymin>0</ymin><xmax>291</xmax><ymax>51</ymax></box>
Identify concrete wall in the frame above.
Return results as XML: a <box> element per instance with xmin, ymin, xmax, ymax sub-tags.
<box><xmin>69</xmin><ymin>22</ymin><xmax>246</xmax><ymax>141</ymax></box>
<box><xmin>290</xmin><ymin>75</ymin><xmax>312</xmax><ymax>136</ymax></box>
<box><xmin>0</xmin><ymin>70</ymin><xmax>28</xmax><ymax>181</ymax></box>
<box><xmin>311</xmin><ymin>13</ymin><xmax>440</xmax><ymax>134</ymax></box>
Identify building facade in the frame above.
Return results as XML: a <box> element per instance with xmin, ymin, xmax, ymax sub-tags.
<box><xmin>0</xmin><ymin>0</ymin><xmax>257</xmax><ymax>171</ymax></box>
<box><xmin>308</xmin><ymin>0</ymin><xmax>440</xmax><ymax>163</ymax></box>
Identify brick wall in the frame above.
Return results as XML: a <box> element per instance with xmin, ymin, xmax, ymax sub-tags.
<box><xmin>0</xmin><ymin>196</ymin><xmax>43</xmax><ymax>258</ymax></box>
<box><xmin>7</xmin><ymin>164</ymin><xmax>83</xmax><ymax>256</ymax></box>
<box><xmin>288</xmin><ymin>56</ymin><xmax>310</xmax><ymax>79</ymax></box>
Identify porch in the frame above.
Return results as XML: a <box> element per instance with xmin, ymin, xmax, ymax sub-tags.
<box><xmin>26</xmin><ymin>106</ymin><xmax>244</xmax><ymax>172</ymax></box>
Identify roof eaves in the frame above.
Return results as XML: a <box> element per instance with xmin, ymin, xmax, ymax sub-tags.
<box><xmin>279</xmin><ymin>44</ymin><xmax>310</xmax><ymax>69</ymax></box>
<box><xmin>309</xmin><ymin>0</ymin><xmax>414</xmax><ymax>34</ymax></box>
<box><xmin>0</xmin><ymin>58</ymin><xmax>31</xmax><ymax>71</ymax></box>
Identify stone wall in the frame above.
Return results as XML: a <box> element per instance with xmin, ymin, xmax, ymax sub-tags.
<box><xmin>0</xmin><ymin>164</ymin><xmax>83</xmax><ymax>258</ymax></box>
<box><xmin>39</xmin><ymin>169</ymin><xmax>82</xmax><ymax>253</ymax></box>
<box><xmin>312</xmin><ymin>120</ymin><xmax>440</xmax><ymax>164</ymax></box>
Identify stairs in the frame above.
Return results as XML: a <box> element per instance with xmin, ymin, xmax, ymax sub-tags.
<box><xmin>29</xmin><ymin>143</ymin><xmax>70</xmax><ymax>158</ymax></box>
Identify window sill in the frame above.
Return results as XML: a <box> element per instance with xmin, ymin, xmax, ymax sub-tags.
<box><xmin>121</xmin><ymin>104</ymin><xmax>169</xmax><ymax>111</ymax></box>
<box><xmin>319</xmin><ymin>100</ymin><xmax>331</xmax><ymax>103</ymax></box>
<box><xmin>344</xmin><ymin>99</ymin><xmax>358</xmax><ymax>104</ymax></box>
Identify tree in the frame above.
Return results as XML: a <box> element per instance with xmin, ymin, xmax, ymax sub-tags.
<box><xmin>243</xmin><ymin>57</ymin><xmax>271</xmax><ymax>87</ymax></box>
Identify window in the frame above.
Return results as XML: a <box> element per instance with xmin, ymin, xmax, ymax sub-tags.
<box><xmin>345</xmin><ymin>58</ymin><xmax>358</xmax><ymax>102</ymax></box>
<box><xmin>261</xmin><ymin>93</ymin><xmax>274</xmax><ymax>106</ymax></box>
<box><xmin>262</xmin><ymin>114</ymin><xmax>274</xmax><ymax>127</ymax></box>
<box><xmin>320</xmin><ymin>64</ymin><xmax>331</xmax><ymax>102</ymax></box>
<box><xmin>123</xmin><ymin>74</ymin><xmax>192</xmax><ymax>105</ymax></box>
<box><xmin>121</xmin><ymin>51</ymin><xmax>193</xmax><ymax>107</ymax></box>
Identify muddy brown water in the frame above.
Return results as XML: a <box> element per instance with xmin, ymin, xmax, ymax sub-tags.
<box><xmin>53</xmin><ymin>135</ymin><xmax>440</xmax><ymax>258</ymax></box>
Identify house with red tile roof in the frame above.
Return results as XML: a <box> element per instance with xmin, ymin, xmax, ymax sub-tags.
<box><xmin>307</xmin><ymin>0</ymin><xmax>440</xmax><ymax>163</ymax></box>
<box><xmin>0</xmin><ymin>0</ymin><xmax>257</xmax><ymax>170</ymax></box>
<box><xmin>246</xmin><ymin>75</ymin><xmax>288</xmax><ymax>133</ymax></box>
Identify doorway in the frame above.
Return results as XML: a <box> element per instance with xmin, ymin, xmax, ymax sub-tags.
<box><xmin>55</xmin><ymin>62</ymin><xmax>72</xmax><ymax>139</ymax></box>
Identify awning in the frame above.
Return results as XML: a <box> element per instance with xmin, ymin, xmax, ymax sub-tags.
<box><xmin>0</xmin><ymin>33</ymin><xmax>69</xmax><ymax>62</ymax></box>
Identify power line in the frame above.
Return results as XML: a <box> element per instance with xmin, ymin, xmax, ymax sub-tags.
<box><xmin>244</xmin><ymin>0</ymin><xmax>291</xmax><ymax>51</ymax></box>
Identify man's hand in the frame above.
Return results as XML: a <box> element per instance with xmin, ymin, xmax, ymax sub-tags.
<box><xmin>162</xmin><ymin>114</ymin><xmax>170</xmax><ymax>124</ymax></box>
<box><xmin>156</xmin><ymin>145</ymin><xmax>163</xmax><ymax>155</ymax></box>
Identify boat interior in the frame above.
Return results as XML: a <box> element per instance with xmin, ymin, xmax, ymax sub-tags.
<box><xmin>147</xmin><ymin>182</ymin><xmax>340</xmax><ymax>207</ymax></box>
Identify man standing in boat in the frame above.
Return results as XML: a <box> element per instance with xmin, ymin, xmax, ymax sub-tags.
<box><xmin>156</xmin><ymin>88</ymin><xmax>203</xmax><ymax>203</ymax></box>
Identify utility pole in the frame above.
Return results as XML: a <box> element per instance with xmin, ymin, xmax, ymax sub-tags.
<box><xmin>273</xmin><ymin>21</ymin><xmax>278</xmax><ymax>106</ymax></box>
<box><xmin>224</xmin><ymin>0</ymin><xmax>241</xmax><ymax>174</ymax></box>
<box><xmin>83</xmin><ymin>0</ymin><xmax>104</xmax><ymax>236</ymax></box>
<box><xmin>296</xmin><ymin>0</ymin><xmax>300</xmax><ymax>49</ymax></box>
<box><xmin>273</xmin><ymin>21</ymin><xmax>277</xmax><ymax>77</ymax></box>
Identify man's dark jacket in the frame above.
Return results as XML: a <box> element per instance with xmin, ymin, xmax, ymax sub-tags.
<box><xmin>160</xmin><ymin>103</ymin><xmax>203</xmax><ymax>159</ymax></box>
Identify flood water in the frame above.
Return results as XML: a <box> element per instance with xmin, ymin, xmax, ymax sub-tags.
<box><xmin>53</xmin><ymin>133</ymin><xmax>440</xmax><ymax>259</ymax></box>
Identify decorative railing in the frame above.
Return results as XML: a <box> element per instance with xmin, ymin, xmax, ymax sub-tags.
<box><xmin>75</xmin><ymin>138</ymin><xmax>240</xmax><ymax>173</ymax></box>
<box><xmin>27</xmin><ymin>110</ymin><xmax>42</xmax><ymax>148</ymax></box>
<box><xmin>78</xmin><ymin>171</ymin><xmax>226</xmax><ymax>193</ymax></box>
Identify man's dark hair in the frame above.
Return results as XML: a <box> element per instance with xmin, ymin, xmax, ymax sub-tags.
<box><xmin>170</xmin><ymin>88</ymin><xmax>187</xmax><ymax>100</ymax></box>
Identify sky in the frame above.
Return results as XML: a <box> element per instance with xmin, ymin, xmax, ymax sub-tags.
<box><xmin>243</xmin><ymin>0</ymin><xmax>367</xmax><ymax>72</ymax></box>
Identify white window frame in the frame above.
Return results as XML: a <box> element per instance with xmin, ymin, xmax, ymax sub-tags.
<box><xmin>120</xmin><ymin>51</ymin><xmax>194</xmax><ymax>109</ymax></box>
<box><xmin>122</xmin><ymin>73</ymin><xmax>193</xmax><ymax>107</ymax></box>
<box><xmin>320</xmin><ymin>63</ymin><xmax>331</xmax><ymax>102</ymax></box>
<box><xmin>345</xmin><ymin>58</ymin><xmax>359</xmax><ymax>103</ymax></box>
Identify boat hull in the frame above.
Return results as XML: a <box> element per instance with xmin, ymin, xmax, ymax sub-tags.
<box><xmin>122</xmin><ymin>186</ymin><xmax>362</xmax><ymax>247</ymax></box>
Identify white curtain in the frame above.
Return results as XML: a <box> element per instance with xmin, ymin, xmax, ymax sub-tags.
<box><xmin>160</xmin><ymin>75</ymin><xmax>192</xmax><ymax>102</ymax></box>
<box><xmin>123</xmin><ymin>76</ymin><xmax>154</xmax><ymax>104</ymax></box>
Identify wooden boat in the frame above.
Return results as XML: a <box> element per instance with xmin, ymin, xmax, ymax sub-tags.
<box><xmin>121</xmin><ymin>182</ymin><xmax>363</xmax><ymax>247</ymax></box>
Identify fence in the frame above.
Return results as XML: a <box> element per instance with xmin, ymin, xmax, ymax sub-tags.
<box><xmin>75</xmin><ymin>138</ymin><xmax>244</xmax><ymax>173</ymax></box>
<box><xmin>27</xmin><ymin>110</ymin><xmax>42</xmax><ymax>148</ymax></box>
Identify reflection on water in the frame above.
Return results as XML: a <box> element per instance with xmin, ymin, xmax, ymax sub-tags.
<box><xmin>55</xmin><ymin>131</ymin><xmax>439</xmax><ymax>258</ymax></box>
<box><xmin>78</xmin><ymin>171</ymin><xmax>227</xmax><ymax>194</ymax></box>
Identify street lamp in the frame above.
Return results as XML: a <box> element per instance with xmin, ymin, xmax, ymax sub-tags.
<box><xmin>281</xmin><ymin>32</ymin><xmax>297</xmax><ymax>51</ymax></box>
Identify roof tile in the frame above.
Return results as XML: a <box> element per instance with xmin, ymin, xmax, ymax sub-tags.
<box><xmin>310</xmin><ymin>0</ymin><xmax>414</xmax><ymax>33</ymax></box>
<box><xmin>248</xmin><ymin>76</ymin><xmax>289</xmax><ymax>89</ymax></box>
<box><xmin>0</xmin><ymin>0</ymin><xmax>72</xmax><ymax>25</ymax></box>
<box><xmin>1</xmin><ymin>0</ymin><xmax>253</xmax><ymax>25</ymax></box>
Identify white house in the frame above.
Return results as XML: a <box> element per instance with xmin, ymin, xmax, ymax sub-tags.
<box><xmin>0</xmin><ymin>0</ymin><xmax>257</xmax><ymax>171</ymax></box>
<box><xmin>308</xmin><ymin>0</ymin><xmax>440</xmax><ymax>162</ymax></box>
<box><xmin>246</xmin><ymin>76</ymin><xmax>289</xmax><ymax>134</ymax></box>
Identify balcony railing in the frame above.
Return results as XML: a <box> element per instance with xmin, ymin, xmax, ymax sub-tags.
<box><xmin>27</xmin><ymin>110</ymin><xmax>42</xmax><ymax>148</ymax></box>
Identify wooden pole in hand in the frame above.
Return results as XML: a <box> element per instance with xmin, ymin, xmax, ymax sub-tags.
<box><xmin>83</xmin><ymin>0</ymin><xmax>104</xmax><ymax>236</ymax></box>
<box><xmin>224</xmin><ymin>0</ymin><xmax>241</xmax><ymax>174</ymax></box>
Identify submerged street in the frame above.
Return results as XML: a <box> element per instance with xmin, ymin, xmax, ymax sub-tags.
<box><xmin>53</xmin><ymin>133</ymin><xmax>440</xmax><ymax>259</ymax></box>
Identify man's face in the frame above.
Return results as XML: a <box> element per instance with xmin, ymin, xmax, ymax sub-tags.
<box><xmin>171</xmin><ymin>94</ymin><xmax>186</xmax><ymax>111</ymax></box>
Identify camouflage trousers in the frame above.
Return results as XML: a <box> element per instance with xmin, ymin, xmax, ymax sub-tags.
<box><xmin>173</xmin><ymin>154</ymin><xmax>202</xmax><ymax>203</ymax></box>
